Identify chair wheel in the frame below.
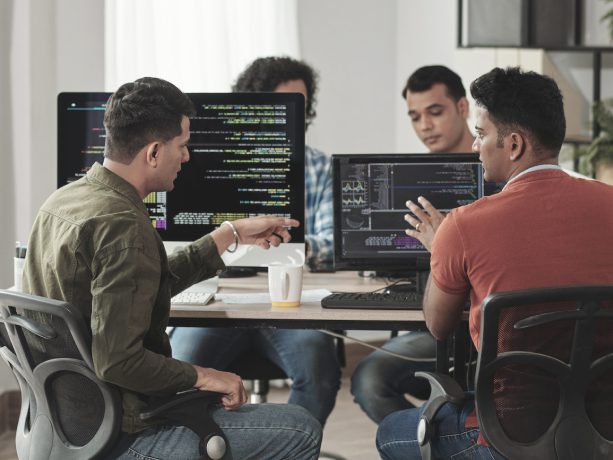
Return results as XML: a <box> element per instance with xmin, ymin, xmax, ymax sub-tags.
<box><xmin>201</xmin><ymin>434</ymin><xmax>226</xmax><ymax>459</ymax></box>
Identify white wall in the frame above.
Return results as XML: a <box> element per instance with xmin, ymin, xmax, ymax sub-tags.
<box><xmin>0</xmin><ymin>1</ymin><xmax>16</xmax><ymax>301</ymax></box>
<box><xmin>298</xmin><ymin>0</ymin><xmax>398</xmax><ymax>155</ymax></box>
<box><xmin>0</xmin><ymin>0</ymin><xmax>105</xmax><ymax>393</ymax></box>
<box><xmin>2</xmin><ymin>0</ymin><xmax>105</xmax><ymax>287</ymax></box>
<box><xmin>395</xmin><ymin>1</ymin><xmax>461</xmax><ymax>153</ymax></box>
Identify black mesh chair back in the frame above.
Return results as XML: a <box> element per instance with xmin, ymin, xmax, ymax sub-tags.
<box><xmin>0</xmin><ymin>289</ymin><xmax>230</xmax><ymax>460</ymax></box>
<box><xmin>0</xmin><ymin>289</ymin><xmax>121</xmax><ymax>460</ymax></box>
<box><xmin>476</xmin><ymin>285</ymin><xmax>613</xmax><ymax>460</ymax></box>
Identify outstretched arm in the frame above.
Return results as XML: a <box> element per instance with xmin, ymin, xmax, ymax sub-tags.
<box><xmin>210</xmin><ymin>216</ymin><xmax>300</xmax><ymax>254</ymax></box>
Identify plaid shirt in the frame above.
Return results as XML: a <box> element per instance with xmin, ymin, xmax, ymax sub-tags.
<box><xmin>305</xmin><ymin>145</ymin><xmax>333</xmax><ymax>264</ymax></box>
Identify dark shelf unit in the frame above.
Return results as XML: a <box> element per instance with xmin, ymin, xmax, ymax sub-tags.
<box><xmin>457</xmin><ymin>0</ymin><xmax>613</xmax><ymax>138</ymax></box>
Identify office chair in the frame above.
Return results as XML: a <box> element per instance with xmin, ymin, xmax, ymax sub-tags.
<box><xmin>415</xmin><ymin>285</ymin><xmax>613</xmax><ymax>460</ymax></box>
<box><xmin>0</xmin><ymin>290</ymin><xmax>228</xmax><ymax>460</ymax></box>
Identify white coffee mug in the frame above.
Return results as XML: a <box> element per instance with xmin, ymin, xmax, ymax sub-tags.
<box><xmin>268</xmin><ymin>264</ymin><xmax>303</xmax><ymax>308</ymax></box>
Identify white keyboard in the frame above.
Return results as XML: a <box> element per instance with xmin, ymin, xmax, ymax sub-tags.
<box><xmin>171</xmin><ymin>291</ymin><xmax>214</xmax><ymax>306</ymax></box>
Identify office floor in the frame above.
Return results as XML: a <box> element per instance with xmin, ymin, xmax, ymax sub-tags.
<box><xmin>267</xmin><ymin>341</ymin><xmax>382</xmax><ymax>459</ymax></box>
<box><xmin>0</xmin><ymin>341</ymin><xmax>383</xmax><ymax>460</ymax></box>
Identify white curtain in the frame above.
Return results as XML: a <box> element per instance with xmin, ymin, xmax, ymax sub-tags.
<box><xmin>105</xmin><ymin>0</ymin><xmax>300</xmax><ymax>92</ymax></box>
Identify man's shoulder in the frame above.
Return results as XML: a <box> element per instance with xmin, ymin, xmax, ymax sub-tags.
<box><xmin>41</xmin><ymin>180</ymin><xmax>157</xmax><ymax>249</ymax></box>
<box><xmin>306</xmin><ymin>145</ymin><xmax>329</xmax><ymax>162</ymax></box>
<box><xmin>450</xmin><ymin>193</ymin><xmax>498</xmax><ymax>219</ymax></box>
<box><xmin>44</xmin><ymin>179</ymin><xmax>139</xmax><ymax>222</ymax></box>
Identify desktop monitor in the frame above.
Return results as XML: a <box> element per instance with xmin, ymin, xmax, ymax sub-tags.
<box><xmin>332</xmin><ymin>153</ymin><xmax>492</xmax><ymax>277</ymax></box>
<box><xmin>57</xmin><ymin>92</ymin><xmax>306</xmax><ymax>267</ymax></box>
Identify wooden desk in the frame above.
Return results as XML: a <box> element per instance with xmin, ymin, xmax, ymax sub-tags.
<box><xmin>170</xmin><ymin>271</ymin><xmax>428</xmax><ymax>331</ymax></box>
<box><xmin>170</xmin><ymin>271</ymin><xmax>472</xmax><ymax>383</ymax></box>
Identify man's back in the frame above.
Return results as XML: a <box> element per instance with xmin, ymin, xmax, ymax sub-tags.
<box><xmin>434</xmin><ymin>168</ymin><xmax>613</xmax><ymax>342</ymax></box>
<box><xmin>433</xmin><ymin>168</ymin><xmax>613</xmax><ymax>440</ymax></box>
<box><xmin>24</xmin><ymin>163</ymin><xmax>159</xmax><ymax>318</ymax></box>
<box><xmin>22</xmin><ymin>164</ymin><xmax>191</xmax><ymax>432</ymax></box>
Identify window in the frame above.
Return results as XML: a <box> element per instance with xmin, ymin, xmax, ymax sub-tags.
<box><xmin>105</xmin><ymin>0</ymin><xmax>299</xmax><ymax>91</ymax></box>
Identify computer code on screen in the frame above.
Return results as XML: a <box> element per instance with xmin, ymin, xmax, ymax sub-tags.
<box><xmin>164</xmin><ymin>94</ymin><xmax>304</xmax><ymax>241</ymax></box>
<box><xmin>57</xmin><ymin>93</ymin><xmax>107</xmax><ymax>185</ymax></box>
<box><xmin>57</xmin><ymin>92</ymin><xmax>305</xmax><ymax>243</ymax></box>
<box><xmin>337</xmin><ymin>156</ymin><xmax>484</xmax><ymax>258</ymax></box>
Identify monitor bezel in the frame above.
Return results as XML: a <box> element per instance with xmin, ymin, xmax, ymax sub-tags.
<box><xmin>331</xmin><ymin>153</ymin><xmax>482</xmax><ymax>273</ymax></box>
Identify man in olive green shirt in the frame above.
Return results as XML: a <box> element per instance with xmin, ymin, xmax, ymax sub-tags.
<box><xmin>23</xmin><ymin>77</ymin><xmax>321</xmax><ymax>460</ymax></box>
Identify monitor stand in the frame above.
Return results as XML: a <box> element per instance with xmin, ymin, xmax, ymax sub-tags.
<box><xmin>218</xmin><ymin>266</ymin><xmax>258</xmax><ymax>278</ymax></box>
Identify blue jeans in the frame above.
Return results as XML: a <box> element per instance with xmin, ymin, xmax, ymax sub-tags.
<box><xmin>351</xmin><ymin>331</ymin><xmax>437</xmax><ymax>423</ymax></box>
<box><xmin>170</xmin><ymin>327</ymin><xmax>341</xmax><ymax>425</ymax></box>
<box><xmin>376</xmin><ymin>396</ymin><xmax>506</xmax><ymax>460</ymax></box>
<box><xmin>105</xmin><ymin>403</ymin><xmax>321</xmax><ymax>459</ymax></box>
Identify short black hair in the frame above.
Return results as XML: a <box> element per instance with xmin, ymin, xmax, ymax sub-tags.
<box><xmin>470</xmin><ymin>67</ymin><xmax>565</xmax><ymax>155</ymax></box>
<box><xmin>401</xmin><ymin>65</ymin><xmax>466</xmax><ymax>101</ymax></box>
<box><xmin>232</xmin><ymin>56</ymin><xmax>319</xmax><ymax>128</ymax></box>
<box><xmin>104</xmin><ymin>77</ymin><xmax>195</xmax><ymax>164</ymax></box>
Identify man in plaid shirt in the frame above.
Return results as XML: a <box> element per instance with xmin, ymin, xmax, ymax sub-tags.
<box><xmin>171</xmin><ymin>56</ymin><xmax>340</xmax><ymax>426</ymax></box>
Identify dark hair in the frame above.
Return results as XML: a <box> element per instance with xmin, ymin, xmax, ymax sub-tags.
<box><xmin>401</xmin><ymin>65</ymin><xmax>466</xmax><ymax>101</ymax></box>
<box><xmin>232</xmin><ymin>56</ymin><xmax>319</xmax><ymax>128</ymax></box>
<box><xmin>104</xmin><ymin>77</ymin><xmax>195</xmax><ymax>164</ymax></box>
<box><xmin>470</xmin><ymin>67</ymin><xmax>565</xmax><ymax>155</ymax></box>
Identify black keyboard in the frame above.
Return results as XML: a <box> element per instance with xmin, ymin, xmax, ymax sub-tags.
<box><xmin>321</xmin><ymin>291</ymin><xmax>424</xmax><ymax>310</ymax></box>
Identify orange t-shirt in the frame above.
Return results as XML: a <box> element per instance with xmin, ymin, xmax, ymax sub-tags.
<box><xmin>431</xmin><ymin>169</ymin><xmax>613</xmax><ymax>349</ymax></box>
<box><xmin>431</xmin><ymin>169</ymin><xmax>613</xmax><ymax>442</ymax></box>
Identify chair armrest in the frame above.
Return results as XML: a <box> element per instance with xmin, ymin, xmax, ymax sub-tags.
<box><xmin>415</xmin><ymin>371</ymin><xmax>465</xmax><ymax>404</ymax></box>
<box><xmin>415</xmin><ymin>372</ymin><xmax>466</xmax><ymax>460</ymax></box>
<box><xmin>139</xmin><ymin>388</ymin><xmax>219</xmax><ymax>420</ymax></box>
<box><xmin>140</xmin><ymin>389</ymin><xmax>228</xmax><ymax>460</ymax></box>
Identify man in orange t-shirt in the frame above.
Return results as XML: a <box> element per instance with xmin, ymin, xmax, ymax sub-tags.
<box><xmin>376</xmin><ymin>67</ymin><xmax>613</xmax><ymax>459</ymax></box>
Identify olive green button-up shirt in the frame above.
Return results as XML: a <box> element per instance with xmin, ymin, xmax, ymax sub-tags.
<box><xmin>22</xmin><ymin>162</ymin><xmax>226</xmax><ymax>432</ymax></box>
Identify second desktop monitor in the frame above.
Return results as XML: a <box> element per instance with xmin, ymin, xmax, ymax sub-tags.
<box><xmin>332</xmin><ymin>153</ymin><xmax>493</xmax><ymax>273</ymax></box>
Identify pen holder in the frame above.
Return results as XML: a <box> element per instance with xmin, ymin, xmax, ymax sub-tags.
<box><xmin>14</xmin><ymin>257</ymin><xmax>25</xmax><ymax>292</ymax></box>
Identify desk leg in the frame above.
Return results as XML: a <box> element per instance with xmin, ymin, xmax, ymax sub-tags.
<box><xmin>435</xmin><ymin>339</ymin><xmax>448</xmax><ymax>375</ymax></box>
<box><xmin>452</xmin><ymin>323</ymin><xmax>468</xmax><ymax>390</ymax></box>
<box><xmin>435</xmin><ymin>325</ymin><xmax>469</xmax><ymax>389</ymax></box>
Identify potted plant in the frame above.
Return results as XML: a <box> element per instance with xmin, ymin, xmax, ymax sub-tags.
<box><xmin>602</xmin><ymin>0</ymin><xmax>613</xmax><ymax>40</ymax></box>
<box><xmin>575</xmin><ymin>99</ymin><xmax>613</xmax><ymax>184</ymax></box>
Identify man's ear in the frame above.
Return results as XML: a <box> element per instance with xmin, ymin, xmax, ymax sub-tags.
<box><xmin>457</xmin><ymin>97</ymin><xmax>469</xmax><ymax>118</ymax></box>
<box><xmin>508</xmin><ymin>132</ymin><xmax>526</xmax><ymax>161</ymax></box>
<box><xmin>145</xmin><ymin>142</ymin><xmax>160</xmax><ymax>167</ymax></box>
